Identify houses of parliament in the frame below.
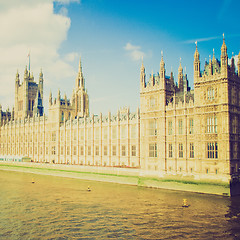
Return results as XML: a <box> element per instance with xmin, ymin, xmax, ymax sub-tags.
<box><xmin>1</xmin><ymin>37</ymin><xmax>240</xmax><ymax>184</ymax></box>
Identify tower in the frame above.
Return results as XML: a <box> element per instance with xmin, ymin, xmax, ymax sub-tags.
<box><xmin>221</xmin><ymin>34</ymin><xmax>228</xmax><ymax>77</ymax></box>
<box><xmin>159</xmin><ymin>52</ymin><xmax>166</xmax><ymax>89</ymax></box>
<box><xmin>14</xmin><ymin>66</ymin><xmax>44</xmax><ymax>120</ymax></box>
<box><xmin>237</xmin><ymin>52</ymin><xmax>240</xmax><ymax>77</ymax></box>
<box><xmin>72</xmin><ymin>58</ymin><xmax>89</xmax><ymax>118</ymax></box>
<box><xmin>178</xmin><ymin>59</ymin><xmax>183</xmax><ymax>91</ymax></box>
<box><xmin>140</xmin><ymin>57</ymin><xmax>146</xmax><ymax>90</ymax></box>
<box><xmin>194</xmin><ymin>42</ymin><xmax>200</xmax><ymax>82</ymax></box>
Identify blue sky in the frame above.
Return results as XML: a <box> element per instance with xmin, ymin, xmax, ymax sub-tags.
<box><xmin>0</xmin><ymin>0</ymin><xmax>240</xmax><ymax>115</ymax></box>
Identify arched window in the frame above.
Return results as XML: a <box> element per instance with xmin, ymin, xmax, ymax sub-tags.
<box><xmin>61</xmin><ymin>111</ymin><xmax>64</xmax><ymax>122</ymax></box>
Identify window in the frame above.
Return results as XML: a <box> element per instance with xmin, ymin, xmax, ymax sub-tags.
<box><xmin>132</xmin><ymin>145</ymin><xmax>136</xmax><ymax>156</ymax></box>
<box><xmin>189</xmin><ymin>119</ymin><xmax>194</xmax><ymax>134</ymax></box>
<box><xmin>168</xmin><ymin>121</ymin><xmax>172</xmax><ymax>135</ymax></box>
<box><xmin>179</xmin><ymin>143</ymin><xmax>183</xmax><ymax>158</ymax></box>
<box><xmin>67</xmin><ymin>146</ymin><xmax>70</xmax><ymax>155</ymax></box>
<box><xmin>104</xmin><ymin>146</ymin><xmax>107</xmax><ymax>156</ymax></box>
<box><xmin>80</xmin><ymin>146</ymin><xmax>84</xmax><ymax>155</ymax></box>
<box><xmin>207</xmin><ymin>142</ymin><xmax>218</xmax><ymax>158</ymax></box>
<box><xmin>88</xmin><ymin>146</ymin><xmax>91</xmax><ymax>156</ymax></box>
<box><xmin>52</xmin><ymin>146</ymin><xmax>56</xmax><ymax>155</ymax></box>
<box><xmin>233</xmin><ymin>142</ymin><xmax>238</xmax><ymax>159</ymax></box>
<box><xmin>178</xmin><ymin>119</ymin><xmax>183</xmax><ymax>135</ymax></box>
<box><xmin>207</xmin><ymin>116</ymin><xmax>217</xmax><ymax>133</ymax></box>
<box><xmin>190</xmin><ymin>143</ymin><xmax>194</xmax><ymax>158</ymax></box>
<box><xmin>122</xmin><ymin>145</ymin><xmax>126</xmax><ymax>156</ymax></box>
<box><xmin>112</xmin><ymin>145</ymin><xmax>117</xmax><ymax>156</ymax></box>
<box><xmin>169</xmin><ymin>143</ymin><xmax>172</xmax><ymax>158</ymax></box>
<box><xmin>232</xmin><ymin>116</ymin><xmax>238</xmax><ymax>134</ymax></box>
<box><xmin>52</xmin><ymin>132</ymin><xmax>56</xmax><ymax>142</ymax></box>
<box><xmin>95</xmin><ymin>145</ymin><xmax>99</xmax><ymax>156</ymax></box>
<box><xmin>207</xmin><ymin>87</ymin><xmax>214</xmax><ymax>100</ymax></box>
<box><xmin>149</xmin><ymin>143</ymin><xmax>157</xmax><ymax>157</ymax></box>
<box><xmin>73</xmin><ymin>146</ymin><xmax>77</xmax><ymax>155</ymax></box>
<box><xmin>149</xmin><ymin>119</ymin><xmax>157</xmax><ymax>136</ymax></box>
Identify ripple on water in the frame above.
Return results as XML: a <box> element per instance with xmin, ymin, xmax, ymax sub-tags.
<box><xmin>1</xmin><ymin>170</ymin><xmax>240</xmax><ymax>240</ymax></box>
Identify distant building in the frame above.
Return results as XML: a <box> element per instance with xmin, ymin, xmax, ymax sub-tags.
<box><xmin>1</xmin><ymin>37</ymin><xmax>240</xmax><ymax>183</ymax></box>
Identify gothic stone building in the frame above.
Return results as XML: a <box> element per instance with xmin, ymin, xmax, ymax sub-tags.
<box><xmin>1</xmin><ymin>38</ymin><xmax>240</xmax><ymax>184</ymax></box>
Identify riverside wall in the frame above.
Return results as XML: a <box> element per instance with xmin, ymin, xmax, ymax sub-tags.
<box><xmin>0</xmin><ymin>161</ymin><xmax>230</xmax><ymax>196</ymax></box>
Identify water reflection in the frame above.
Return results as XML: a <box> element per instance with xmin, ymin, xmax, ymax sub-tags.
<box><xmin>0</xmin><ymin>170</ymin><xmax>240</xmax><ymax>239</ymax></box>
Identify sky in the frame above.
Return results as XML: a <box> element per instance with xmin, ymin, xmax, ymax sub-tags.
<box><xmin>0</xmin><ymin>0</ymin><xmax>240</xmax><ymax>115</ymax></box>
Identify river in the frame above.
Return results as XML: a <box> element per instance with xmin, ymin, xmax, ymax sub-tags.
<box><xmin>0</xmin><ymin>170</ymin><xmax>240</xmax><ymax>239</ymax></box>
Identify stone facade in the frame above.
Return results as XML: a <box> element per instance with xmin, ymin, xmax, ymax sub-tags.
<box><xmin>1</xmin><ymin>38</ymin><xmax>240</xmax><ymax>183</ymax></box>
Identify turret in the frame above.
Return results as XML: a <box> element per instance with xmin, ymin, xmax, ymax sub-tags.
<box><xmin>150</xmin><ymin>70</ymin><xmax>155</xmax><ymax>86</ymax></box>
<box><xmin>178</xmin><ymin>58</ymin><xmax>183</xmax><ymax>91</ymax></box>
<box><xmin>24</xmin><ymin>66</ymin><xmax>29</xmax><ymax>81</ymax></box>
<box><xmin>15</xmin><ymin>70</ymin><xmax>20</xmax><ymax>86</ymax></box>
<box><xmin>221</xmin><ymin>33</ymin><xmax>228</xmax><ymax>77</ymax></box>
<box><xmin>75</xmin><ymin>57</ymin><xmax>85</xmax><ymax>90</ymax></box>
<box><xmin>49</xmin><ymin>91</ymin><xmax>52</xmax><ymax>105</ymax></box>
<box><xmin>57</xmin><ymin>89</ymin><xmax>61</xmax><ymax>102</ymax></box>
<box><xmin>140</xmin><ymin>57</ymin><xmax>146</xmax><ymax>89</ymax></box>
<box><xmin>160</xmin><ymin>51</ymin><xmax>165</xmax><ymax>81</ymax></box>
<box><xmin>238</xmin><ymin>52</ymin><xmax>240</xmax><ymax>77</ymax></box>
<box><xmin>38</xmin><ymin>69</ymin><xmax>43</xmax><ymax>98</ymax></box>
<box><xmin>231</xmin><ymin>54</ymin><xmax>235</xmax><ymax>75</ymax></box>
<box><xmin>194</xmin><ymin>41</ymin><xmax>200</xmax><ymax>81</ymax></box>
<box><xmin>209</xmin><ymin>55</ymin><xmax>212</xmax><ymax>75</ymax></box>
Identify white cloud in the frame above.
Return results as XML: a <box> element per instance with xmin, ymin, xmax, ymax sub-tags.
<box><xmin>182</xmin><ymin>36</ymin><xmax>221</xmax><ymax>44</ymax></box>
<box><xmin>0</xmin><ymin>0</ymin><xmax>80</xmax><ymax>111</ymax></box>
<box><xmin>124</xmin><ymin>42</ymin><xmax>145</xmax><ymax>61</ymax></box>
<box><xmin>64</xmin><ymin>52</ymin><xmax>79</xmax><ymax>62</ymax></box>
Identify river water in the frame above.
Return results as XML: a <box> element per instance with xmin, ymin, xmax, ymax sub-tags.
<box><xmin>0</xmin><ymin>170</ymin><xmax>240</xmax><ymax>239</ymax></box>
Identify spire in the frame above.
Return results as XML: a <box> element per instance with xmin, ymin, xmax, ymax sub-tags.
<box><xmin>57</xmin><ymin>89</ymin><xmax>61</xmax><ymax>101</ymax></box>
<box><xmin>221</xmin><ymin>33</ymin><xmax>227</xmax><ymax>53</ymax></box>
<box><xmin>140</xmin><ymin>56</ymin><xmax>146</xmax><ymax>89</ymax></box>
<box><xmin>212</xmin><ymin>48</ymin><xmax>216</xmax><ymax>62</ymax></box>
<box><xmin>76</xmin><ymin>57</ymin><xmax>85</xmax><ymax>89</ymax></box>
<box><xmin>231</xmin><ymin>53</ymin><xmax>235</xmax><ymax>74</ymax></box>
<box><xmin>24</xmin><ymin>65</ymin><xmax>28</xmax><ymax>80</ymax></box>
<box><xmin>141</xmin><ymin>56</ymin><xmax>145</xmax><ymax>72</ymax></box>
<box><xmin>78</xmin><ymin>56</ymin><xmax>82</xmax><ymax>73</ymax></box>
<box><xmin>160</xmin><ymin>51</ymin><xmax>165</xmax><ymax>81</ymax></box>
<box><xmin>15</xmin><ymin>69</ymin><xmax>20</xmax><ymax>84</ymax></box>
<box><xmin>221</xmin><ymin>33</ymin><xmax>228</xmax><ymax>76</ymax></box>
<box><xmin>39</xmin><ymin>68</ymin><xmax>43</xmax><ymax>80</ymax></box>
<box><xmin>194</xmin><ymin>41</ymin><xmax>200</xmax><ymax>60</ymax></box>
<box><xmin>178</xmin><ymin>58</ymin><xmax>183</xmax><ymax>72</ymax></box>
<box><xmin>49</xmin><ymin>91</ymin><xmax>52</xmax><ymax>105</ymax></box>
<box><xmin>178</xmin><ymin>58</ymin><xmax>183</xmax><ymax>91</ymax></box>
<box><xmin>238</xmin><ymin>51</ymin><xmax>240</xmax><ymax>77</ymax></box>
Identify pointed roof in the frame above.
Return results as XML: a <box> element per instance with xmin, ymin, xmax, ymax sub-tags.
<box><xmin>140</xmin><ymin>56</ymin><xmax>145</xmax><ymax>71</ymax></box>
<box><xmin>178</xmin><ymin>58</ymin><xmax>183</xmax><ymax>72</ymax></box>
<box><xmin>194</xmin><ymin>41</ymin><xmax>200</xmax><ymax>59</ymax></box>
<box><xmin>160</xmin><ymin>50</ymin><xmax>165</xmax><ymax>68</ymax></box>
<box><xmin>221</xmin><ymin>33</ymin><xmax>227</xmax><ymax>53</ymax></box>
